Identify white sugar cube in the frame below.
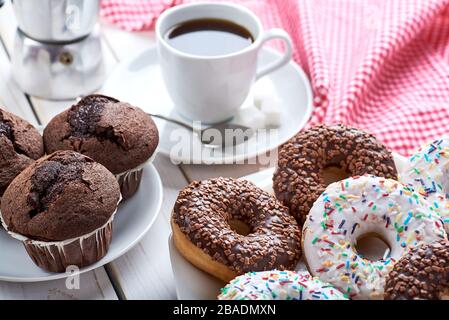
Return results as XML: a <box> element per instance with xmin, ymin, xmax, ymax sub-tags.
<box><xmin>234</xmin><ymin>105</ymin><xmax>265</xmax><ymax>129</ymax></box>
<box><xmin>254</xmin><ymin>92</ymin><xmax>281</xmax><ymax>127</ymax></box>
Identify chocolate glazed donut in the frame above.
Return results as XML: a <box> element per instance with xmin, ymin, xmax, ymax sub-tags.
<box><xmin>273</xmin><ymin>124</ymin><xmax>398</xmax><ymax>226</ymax></box>
<box><xmin>172</xmin><ymin>178</ymin><xmax>302</xmax><ymax>283</ymax></box>
<box><xmin>385</xmin><ymin>240</ymin><xmax>449</xmax><ymax>300</ymax></box>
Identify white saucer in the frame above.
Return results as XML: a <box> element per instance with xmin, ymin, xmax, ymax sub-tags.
<box><xmin>102</xmin><ymin>47</ymin><xmax>313</xmax><ymax>164</ymax></box>
<box><xmin>0</xmin><ymin>163</ymin><xmax>162</xmax><ymax>282</ymax></box>
<box><xmin>169</xmin><ymin>153</ymin><xmax>408</xmax><ymax>299</ymax></box>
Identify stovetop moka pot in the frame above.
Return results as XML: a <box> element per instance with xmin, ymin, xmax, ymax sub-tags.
<box><xmin>4</xmin><ymin>0</ymin><xmax>105</xmax><ymax>100</ymax></box>
<box><xmin>11</xmin><ymin>27</ymin><xmax>105</xmax><ymax>100</ymax></box>
<box><xmin>12</xmin><ymin>0</ymin><xmax>99</xmax><ymax>42</ymax></box>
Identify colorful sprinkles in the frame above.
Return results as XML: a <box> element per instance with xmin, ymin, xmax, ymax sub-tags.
<box><xmin>401</xmin><ymin>137</ymin><xmax>449</xmax><ymax>231</ymax></box>
<box><xmin>303</xmin><ymin>175</ymin><xmax>447</xmax><ymax>300</ymax></box>
<box><xmin>218</xmin><ymin>270</ymin><xmax>348</xmax><ymax>300</ymax></box>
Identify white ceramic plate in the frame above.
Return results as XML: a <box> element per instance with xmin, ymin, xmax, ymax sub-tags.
<box><xmin>102</xmin><ymin>47</ymin><xmax>313</xmax><ymax>164</ymax></box>
<box><xmin>0</xmin><ymin>163</ymin><xmax>162</xmax><ymax>282</ymax></box>
<box><xmin>169</xmin><ymin>153</ymin><xmax>408</xmax><ymax>299</ymax></box>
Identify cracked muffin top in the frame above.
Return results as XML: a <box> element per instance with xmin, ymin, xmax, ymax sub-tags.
<box><xmin>43</xmin><ymin>94</ymin><xmax>159</xmax><ymax>174</ymax></box>
<box><xmin>0</xmin><ymin>150</ymin><xmax>121</xmax><ymax>241</ymax></box>
<box><xmin>0</xmin><ymin>108</ymin><xmax>44</xmax><ymax>195</ymax></box>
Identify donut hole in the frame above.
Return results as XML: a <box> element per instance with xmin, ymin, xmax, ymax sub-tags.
<box><xmin>229</xmin><ymin>219</ymin><xmax>251</xmax><ymax>236</ymax></box>
<box><xmin>322</xmin><ymin>165</ymin><xmax>351</xmax><ymax>186</ymax></box>
<box><xmin>355</xmin><ymin>233</ymin><xmax>391</xmax><ymax>261</ymax></box>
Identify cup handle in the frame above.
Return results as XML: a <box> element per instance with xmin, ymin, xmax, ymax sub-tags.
<box><xmin>255</xmin><ymin>28</ymin><xmax>293</xmax><ymax>81</ymax></box>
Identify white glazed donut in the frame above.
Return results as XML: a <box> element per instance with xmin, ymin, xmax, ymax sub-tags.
<box><xmin>303</xmin><ymin>175</ymin><xmax>447</xmax><ymax>300</ymax></box>
<box><xmin>218</xmin><ymin>270</ymin><xmax>348</xmax><ymax>300</ymax></box>
<box><xmin>400</xmin><ymin>137</ymin><xmax>449</xmax><ymax>231</ymax></box>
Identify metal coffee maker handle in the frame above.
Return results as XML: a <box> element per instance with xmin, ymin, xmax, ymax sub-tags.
<box><xmin>11</xmin><ymin>0</ymin><xmax>100</xmax><ymax>42</ymax></box>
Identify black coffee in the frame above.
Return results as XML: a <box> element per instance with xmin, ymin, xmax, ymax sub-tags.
<box><xmin>165</xmin><ymin>18</ymin><xmax>254</xmax><ymax>56</ymax></box>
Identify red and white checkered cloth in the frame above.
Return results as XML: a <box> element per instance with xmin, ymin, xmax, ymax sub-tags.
<box><xmin>101</xmin><ymin>0</ymin><xmax>182</xmax><ymax>31</ymax></box>
<box><xmin>101</xmin><ymin>0</ymin><xmax>449</xmax><ymax>155</ymax></box>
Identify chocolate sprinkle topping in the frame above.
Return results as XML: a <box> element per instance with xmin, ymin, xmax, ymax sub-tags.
<box><xmin>173</xmin><ymin>178</ymin><xmax>302</xmax><ymax>274</ymax></box>
<box><xmin>384</xmin><ymin>240</ymin><xmax>449</xmax><ymax>300</ymax></box>
<box><xmin>273</xmin><ymin>124</ymin><xmax>398</xmax><ymax>226</ymax></box>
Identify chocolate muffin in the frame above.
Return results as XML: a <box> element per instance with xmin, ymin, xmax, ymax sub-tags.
<box><xmin>0</xmin><ymin>150</ymin><xmax>121</xmax><ymax>273</ymax></box>
<box><xmin>43</xmin><ymin>94</ymin><xmax>159</xmax><ymax>199</ymax></box>
<box><xmin>0</xmin><ymin>108</ymin><xmax>44</xmax><ymax>196</ymax></box>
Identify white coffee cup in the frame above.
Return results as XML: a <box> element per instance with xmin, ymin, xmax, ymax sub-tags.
<box><xmin>156</xmin><ymin>2</ymin><xmax>293</xmax><ymax>123</ymax></box>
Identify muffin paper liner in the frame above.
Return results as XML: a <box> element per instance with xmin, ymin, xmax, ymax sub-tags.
<box><xmin>0</xmin><ymin>197</ymin><xmax>121</xmax><ymax>273</ymax></box>
<box><xmin>115</xmin><ymin>149</ymin><xmax>157</xmax><ymax>201</ymax></box>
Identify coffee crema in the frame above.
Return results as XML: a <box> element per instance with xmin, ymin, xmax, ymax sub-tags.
<box><xmin>165</xmin><ymin>18</ymin><xmax>254</xmax><ymax>56</ymax></box>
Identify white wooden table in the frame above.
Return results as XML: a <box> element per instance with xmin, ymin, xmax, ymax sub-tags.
<box><xmin>0</xmin><ymin>1</ymin><xmax>273</xmax><ymax>300</ymax></box>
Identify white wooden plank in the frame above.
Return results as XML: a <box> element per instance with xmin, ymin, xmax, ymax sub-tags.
<box><xmin>0</xmin><ymin>34</ymin><xmax>38</xmax><ymax>124</ymax></box>
<box><xmin>0</xmin><ymin>0</ymin><xmax>17</xmax><ymax>52</ymax></box>
<box><xmin>0</xmin><ymin>269</ymin><xmax>117</xmax><ymax>300</ymax></box>
<box><xmin>105</xmin><ymin>155</ymin><xmax>186</xmax><ymax>299</ymax></box>
<box><xmin>105</xmin><ymin>216</ymin><xmax>175</xmax><ymax>299</ymax></box>
<box><xmin>101</xmin><ymin>24</ymin><xmax>155</xmax><ymax>61</ymax></box>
